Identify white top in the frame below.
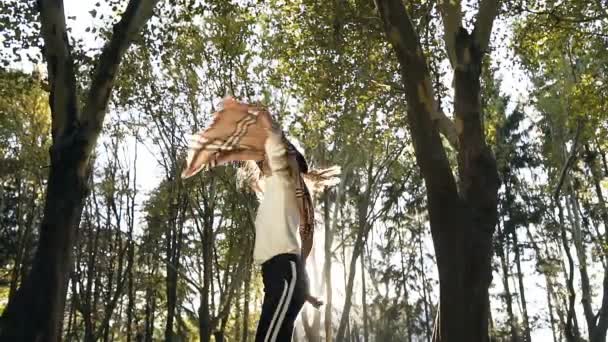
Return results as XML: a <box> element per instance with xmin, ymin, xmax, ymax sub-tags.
<box><xmin>253</xmin><ymin>131</ymin><xmax>301</xmax><ymax>265</ymax></box>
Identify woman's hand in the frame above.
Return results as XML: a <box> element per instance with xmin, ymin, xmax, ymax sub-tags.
<box><xmin>302</xmin><ymin>268</ymin><xmax>323</xmax><ymax>308</ymax></box>
<box><xmin>305</xmin><ymin>294</ymin><xmax>324</xmax><ymax>309</ymax></box>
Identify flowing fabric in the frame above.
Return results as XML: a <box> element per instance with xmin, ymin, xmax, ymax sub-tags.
<box><xmin>181</xmin><ymin>97</ymin><xmax>272</xmax><ymax>178</ymax></box>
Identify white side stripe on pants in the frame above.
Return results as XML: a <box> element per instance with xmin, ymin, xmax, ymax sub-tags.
<box><xmin>264</xmin><ymin>281</ymin><xmax>288</xmax><ymax>342</ymax></box>
<box><xmin>264</xmin><ymin>261</ymin><xmax>297</xmax><ymax>342</ymax></box>
<box><xmin>270</xmin><ymin>261</ymin><xmax>297</xmax><ymax>342</ymax></box>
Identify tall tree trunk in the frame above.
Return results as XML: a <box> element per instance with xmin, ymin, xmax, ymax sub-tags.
<box><xmin>126</xmin><ymin>143</ymin><xmax>138</xmax><ymax>342</ymax></box>
<box><xmin>335</xmin><ymin>228</ymin><xmax>365</xmax><ymax>342</ymax></box>
<box><xmin>546</xmin><ymin>277</ymin><xmax>559</xmax><ymax>342</ymax></box>
<box><xmin>512</xmin><ymin>228</ymin><xmax>531</xmax><ymax>342</ymax></box>
<box><xmin>556</xmin><ymin>199</ymin><xmax>580</xmax><ymax>342</ymax></box>
<box><xmin>234</xmin><ymin>284</ymin><xmax>242</xmax><ymax>342</ymax></box>
<box><xmin>303</xmin><ymin>248</ymin><xmax>323</xmax><ymax>342</ymax></box>
<box><xmin>497</xmin><ymin>225</ymin><xmax>519</xmax><ymax>342</ymax></box>
<box><xmin>241</xmin><ymin>259</ymin><xmax>251</xmax><ymax>342</ymax></box>
<box><xmin>566</xmin><ymin>188</ymin><xmax>596</xmax><ymax>336</ymax></box>
<box><xmin>165</xmin><ymin>247</ymin><xmax>177</xmax><ymax>341</ymax></box>
<box><xmin>165</xmin><ymin>181</ymin><xmax>187</xmax><ymax>342</ymax></box>
<box><xmin>526</xmin><ymin>224</ymin><xmax>559</xmax><ymax>342</ymax></box>
<box><xmin>323</xmin><ymin>170</ymin><xmax>347</xmax><ymax>342</ymax></box>
<box><xmin>361</xmin><ymin>248</ymin><xmax>369</xmax><ymax>342</ymax></box>
<box><xmin>583</xmin><ymin>144</ymin><xmax>608</xmax><ymax>342</ymax></box>
<box><xmin>397</xmin><ymin>229</ymin><xmax>413</xmax><ymax>342</ymax></box>
<box><xmin>65</xmin><ymin>296</ymin><xmax>77</xmax><ymax>341</ymax></box>
<box><xmin>336</xmin><ymin>161</ymin><xmax>374</xmax><ymax>342</ymax></box>
<box><xmin>0</xmin><ymin>1</ymin><xmax>159</xmax><ymax>340</ymax></box>
<box><xmin>418</xmin><ymin>219</ymin><xmax>432</xmax><ymax>342</ymax></box>
<box><xmin>375</xmin><ymin>1</ymin><xmax>500</xmax><ymax>341</ymax></box>
<box><xmin>198</xmin><ymin>210</ymin><xmax>214</xmax><ymax>342</ymax></box>
<box><xmin>144</xmin><ymin>282</ymin><xmax>157</xmax><ymax>342</ymax></box>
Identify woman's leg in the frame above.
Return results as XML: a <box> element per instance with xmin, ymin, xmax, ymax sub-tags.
<box><xmin>274</xmin><ymin>291</ymin><xmax>305</xmax><ymax>341</ymax></box>
<box><xmin>255</xmin><ymin>255</ymin><xmax>306</xmax><ymax>342</ymax></box>
<box><xmin>255</xmin><ymin>278</ymin><xmax>293</xmax><ymax>342</ymax></box>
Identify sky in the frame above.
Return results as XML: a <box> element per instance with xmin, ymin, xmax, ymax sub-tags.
<box><xmin>4</xmin><ymin>0</ymin><xmax>562</xmax><ymax>340</ymax></box>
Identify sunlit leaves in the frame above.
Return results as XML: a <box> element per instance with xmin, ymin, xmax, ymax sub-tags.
<box><xmin>0</xmin><ymin>70</ymin><xmax>51</xmax><ymax>172</ymax></box>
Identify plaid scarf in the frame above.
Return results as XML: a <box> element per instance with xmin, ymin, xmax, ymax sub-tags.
<box><xmin>181</xmin><ymin>97</ymin><xmax>340</xmax><ymax>259</ymax></box>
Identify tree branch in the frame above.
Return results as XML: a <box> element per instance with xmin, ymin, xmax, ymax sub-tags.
<box><xmin>473</xmin><ymin>0</ymin><xmax>500</xmax><ymax>53</ymax></box>
<box><xmin>431</xmin><ymin>94</ymin><xmax>459</xmax><ymax>150</ymax></box>
<box><xmin>553</xmin><ymin>121</ymin><xmax>583</xmax><ymax>201</ymax></box>
<box><xmin>81</xmin><ymin>0</ymin><xmax>160</xmax><ymax>154</ymax></box>
<box><xmin>39</xmin><ymin>0</ymin><xmax>79</xmax><ymax>140</ymax></box>
<box><xmin>437</xmin><ymin>0</ymin><xmax>462</xmax><ymax>67</ymax></box>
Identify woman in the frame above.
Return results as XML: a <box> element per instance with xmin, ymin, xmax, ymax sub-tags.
<box><xmin>182</xmin><ymin>97</ymin><xmax>338</xmax><ymax>341</ymax></box>
<box><xmin>251</xmin><ymin>127</ymin><xmax>322</xmax><ymax>342</ymax></box>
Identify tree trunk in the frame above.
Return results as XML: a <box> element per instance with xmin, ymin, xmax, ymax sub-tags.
<box><xmin>323</xmin><ymin>204</ymin><xmax>334</xmax><ymax>342</ymax></box>
<box><xmin>375</xmin><ymin>1</ymin><xmax>500</xmax><ymax>341</ymax></box>
<box><xmin>198</xmin><ymin>210</ymin><xmax>214</xmax><ymax>342</ymax></box>
<box><xmin>335</xmin><ymin>226</ymin><xmax>367</xmax><ymax>341</ymax></box>
<box><xmin>1</xmin><ymin>149</ymin><xmax>90</xmax><ymax>341</ymax></box>
<box><xmin>165</xmin><ymin>260</ymin><xmax>176</xmax><ymax>340</ymax></box>
<box><xmin>65</xmin><ymin>296</ymin><xmax>77</xmax><ymax>341</ymax></box>
<box><xmin>360</xmin><ymin>248</ymin><xmax>369</xmax><ymax>342</ymax></box>
<box><xmin>126</xmin><ymin>147</ymin><xmax>137</xmax><ymax>342</ymax></box>
<box><xmin>336</xmin><ymin>164</ymin><xmax>374</xmax><ymax>341</ymax></box>
<box><xmin>397</xmin><ymin>229</ymin><xmax>413</xmax><ymax>342</ymax></box>
<box><xmin>0</xmin><ymin>0</ymin><xmax>159</xmax><ymax>340</ymax></box>
<box><xmin>234</xmin><ymin>284</ymin><xmax>242</xmax><ymax>342</ymax></box>
<box><xmin>323</xmin><ymin>171</ymin><xmax>346</xmax><ymax>342</ymax></box>
<box><xmin>497</xmin><ymin>225</ymin><xmax>519</xmax><ymax>342</ymax></box>
<box><xmin>583</xmin><ymin>144</ymin><xmax>608</xmax><ymax>342</ymax></box>
<box><xmin>144</xmin><ymin>285</ymin><xmax>156</xmax><ymax>342</ymax></box>
<box><xmin>303</xmin><ymin>246</ymin><xmax>323</xmax><ymax>342</ymax></box>
<box><xmin>242</xmin><ymin>259</ymin><xmax>251</xmax><ymax>342</ymax></box>
<box><xmin>526</xmin><ymin>224</ymin><xmax>559</xmax><ymax>342</ymax></box>
<box><xmin>545</xmin><ymin>277</ymin><xmax>559</xmax><ymax>342</ymax></box>
<box><xmin>418</xmin><ymin>219</ymin><xmax>432</xmax><ymax>342</ymax></box>
<box><xmin>566</xmin><ymin>187</ymin><xmax>596</xmax><ymax>337</ymax></box>
<box><xmin>512</xmin><ymin>228</ymin><xmax>531</xmax><ymax>342</ymax></box>
<box><xmin>165</xmin><ymin>180</ymin><xmax>187</xmax><ymax>342</ymax></box>
<box><xmin>556</xmin><ymin>199</ymin><xmax>580</xmax><ymax>342</ymax></box>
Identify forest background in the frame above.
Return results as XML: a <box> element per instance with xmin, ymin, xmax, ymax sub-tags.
<box><xmin>1</xmin><ymin>0</ymin><xmax>607</xmax><ymax>341</ymax></box>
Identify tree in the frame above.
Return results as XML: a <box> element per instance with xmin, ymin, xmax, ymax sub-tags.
<box><xmin>374</xmin><ymin>0</ymin><xmax>501</xmax><ymax>341</ymax></box>
<box><xmin>512</xmin><ymin>2</ymin><xmax>608</xmax><ymax>340</ymax></box>
<box><xmin>4</xmin><ymin>0</ymin><xmax>608</xmax><ymax>341</ymax></box>
<box><xmin>0</xmin><ymin>0</ymin><xmax>160</xmax><ymax>340</ymax></box>
<box><xmin>0</xmin><ymin>69</ymin><xmax>50</xmax><ymax>302</ymax></box>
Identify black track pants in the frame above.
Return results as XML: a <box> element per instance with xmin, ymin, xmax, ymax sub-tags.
<box><xmin>255</xmin><ymin>253</ymin><xmax>306</xmax><ymax>342</ymax></box>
